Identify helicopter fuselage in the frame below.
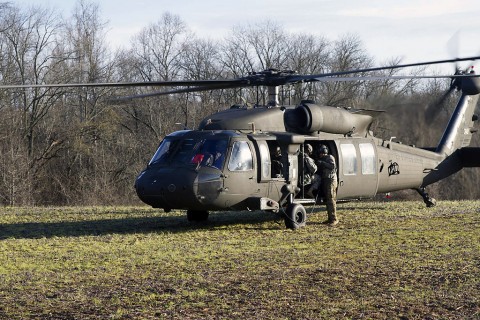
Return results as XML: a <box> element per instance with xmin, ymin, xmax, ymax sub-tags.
<box><xmin>134</xmin><ymin>127</ymin><xmax>444</xmax><ymax>212</ymax></box>
<box><xmin>135</xmin><ymin>85</ymin><xmax>480</xmax><ymax>227</ymax></box>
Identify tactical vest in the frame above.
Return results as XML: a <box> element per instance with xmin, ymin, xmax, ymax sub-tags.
<box><xmin>318</xmin><ymin>154</ymin><xmax>337</xmax><ymax>180</ymax></box>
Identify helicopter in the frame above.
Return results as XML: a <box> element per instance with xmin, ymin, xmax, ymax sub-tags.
<box><xmin>2</xmin><ymin>56</ymin><xmax>480</xmax><ymax>229</ymax></box>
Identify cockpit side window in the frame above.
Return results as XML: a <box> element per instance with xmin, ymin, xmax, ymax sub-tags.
<box><xmin>228</xmin><ymin>141</ymin><xmax>253</xmax><ymax>171</ymax></box>
<box><xmin>149</xmin><ymin>136</ymin><xmax>230</xmax><ymax>169</ymax></box>
<box><xmin>149</xmin><ymin>138</ymin><xmax>202</xmax><ymax>166</ymax></box>
<box><xmin>149</xmin><ymin>138</ymin><xmax>176</xmax><ymax>166</ymax></box>
<box><xmin>171</xmin><ymin>139</ymin><xmax>200</xmax><ymax>163</ymax></box>
<box><xmin>192</xmin><ymin>139</ymin><xmax>228</xmax><ymax>169</ymax></box>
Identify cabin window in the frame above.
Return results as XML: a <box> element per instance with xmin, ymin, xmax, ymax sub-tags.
<box><xmin>228</xmin><ymin>141</ymin><xmax>253</xmax><ymax>171</ymax></box>
<box><xmin>359</xmin><ymin>143</ymin><xmax>376</xmax><ymax>175</ymax></box>
<box><xmin>340</xmin><ymin>143</ymin><xmax>357</xmax><ymax>175</ymax></box>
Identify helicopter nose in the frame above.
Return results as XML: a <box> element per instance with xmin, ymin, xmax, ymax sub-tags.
<box><xmin>135</xmin><ymin>168</ymin><xmax>199</xmax><ymax>209</ymax></box>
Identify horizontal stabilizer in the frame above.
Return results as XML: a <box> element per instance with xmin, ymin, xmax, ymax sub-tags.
<box><xmin>457</xmin><ymin>147</ymin><xmax>480</xmax><ymax>167</ymax></box>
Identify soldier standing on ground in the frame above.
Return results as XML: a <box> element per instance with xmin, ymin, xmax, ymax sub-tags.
<box><xmin>317</xmin><ymin>144</ymin><xmax>338</xmax><ymax>226</ymax></box>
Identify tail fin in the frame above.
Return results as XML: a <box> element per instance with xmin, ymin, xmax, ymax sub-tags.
<box><xmin>422</xmin><ymin>77</ymin><xmax>480</xmax><ymax>187</ymax></box>
<box><xmin>435</xmin><ymin>89</ymin><xmax>479</xmax><ymax>156</ymax></box>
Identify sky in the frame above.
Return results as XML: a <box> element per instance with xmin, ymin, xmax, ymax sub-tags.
<box><xmin>12</xmin><ymin>0</ymin><xmax>480</xmax><ymax>73</ymax></box>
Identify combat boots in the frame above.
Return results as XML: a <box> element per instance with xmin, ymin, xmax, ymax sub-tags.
<box><xmin>322</xmin><ymin>212</ymin><xmax>338</xmax><ymax>226</ymax></box>
<box><xmin>326</xmin><ymin>218</ymin><xmax>338</xmax><ymax>226</ymax></box>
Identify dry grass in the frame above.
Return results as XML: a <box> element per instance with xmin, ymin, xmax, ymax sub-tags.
<box><xmin>0</xmin><ymin>201</ymin><xmax>479</xmax><ymax>319</ymax></box>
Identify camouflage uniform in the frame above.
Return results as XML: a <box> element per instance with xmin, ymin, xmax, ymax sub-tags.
<box><xmin>299</xmin><ymin>144</ymin><xmax>317</xmax><ymax>186</ymax></box>
<box><xmin>317</xmin><ymin>148</ymin><xmax>338</xmax><ymax>225</ymax></box>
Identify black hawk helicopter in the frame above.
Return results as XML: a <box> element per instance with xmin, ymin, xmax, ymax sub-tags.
<box><xmin>3</xmin><ymin>56</ymin><xmax>480</xmax><ymax>229</ymax></box>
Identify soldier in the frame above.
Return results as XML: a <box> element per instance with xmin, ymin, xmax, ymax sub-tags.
<box><xmin>299</xmin><ymin>144</ymin><xmax>317</xmax><ymax>187</ymax></box>
<box><xmin>202</xmin><ymin>140</ymin><xmax>226</xmax><ymax>169</ymax></box>
<box><xmin>316</xmin><ymin>144</ymin><xmax>338</xmax><ymax>226</ymax></box>
<box><xmin>271</xmin><ymin>146</ymin><xmax>283</xmax><ymax>178</ymax></box>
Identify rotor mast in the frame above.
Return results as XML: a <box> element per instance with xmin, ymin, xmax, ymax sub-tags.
<box><xmin>267</xmin><ymin>85</ymin><xmax>280</xmax><ymax>106</ymax></box>
<box><xmin>247</xmin><ymin>69</ymin><xmax>295</xmax><ymax>107</ymax></box>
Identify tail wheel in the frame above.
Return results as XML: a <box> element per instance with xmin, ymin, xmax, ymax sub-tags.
<box><xmin>425</xmin><ymin>197</ymin><xmax>437</xmax><ymax>207</ymax></box>
<box><xmin>284</xmin><ymin>203</ymin><xmax>307</xmax><ymax>230</ymax></box>
<box><xmin>187</xmin><ymin>210</ymin><xmax>209</xmax><ymax>222</ymax></box>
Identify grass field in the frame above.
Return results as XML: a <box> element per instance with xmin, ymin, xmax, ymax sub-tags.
<box><xmin>0</xmin><ymin>201</ymin><xmax>479</xmax><ymax>319</ymax></box>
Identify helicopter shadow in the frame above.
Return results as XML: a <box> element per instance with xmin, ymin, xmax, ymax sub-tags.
<box><xmin>0</xmin><ymin>211</ymin><xmax>281</xmax><ymax>240</ymax></box>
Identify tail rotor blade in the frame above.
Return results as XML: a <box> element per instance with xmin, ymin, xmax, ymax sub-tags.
<box><xmin>424</xmin><ymin>86</ymin><xmax>455</xmax><ymax>122</ymax></box>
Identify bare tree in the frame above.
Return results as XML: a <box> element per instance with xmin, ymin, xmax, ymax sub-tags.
<box><xmin>54</xmin><ymin>0</ymin><xmax>129</xmax><ymax>205</ymax></box>
<box><xmin>319</xmin><ymin>34</ymin><xmax>373</xmax><ymax>107</ymax></box>
<box><xmin>221</xmin><ymin>21</ymin><xmax>292</xmax><ymax>105</ymax></box>
<box><xmin>62</xmin><ymin>0</ymin><xmax>114</xmax><ymax>121</ymax></box>
<box><xmin>118</xmin><ymin>12</ymin><xmax>190</xmax><ymax>140</ymax></box>
<box><xmin>130</xmin><ymin>12</ymin><xmax>188</xmax><ymax>82</ymax></box>
<box><xmin>284</xmin><ymin>33</ymin><xmax>330</xmax><ymax>104</ymax></box>
<box><xmin>0</xmin><ymin>4</ymin><xmax>66</xmax><ymax>204</ymax></box>
<box><xmin>180</xmin><ymin>37</ymin><xmax>224</xmax><ymax>126</ymax></box>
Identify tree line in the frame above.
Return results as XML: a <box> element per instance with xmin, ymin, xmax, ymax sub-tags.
<box><xmin>0</xmin><ymin>0</ymin><xmax>478</xmax><ymax>206</ymax></box>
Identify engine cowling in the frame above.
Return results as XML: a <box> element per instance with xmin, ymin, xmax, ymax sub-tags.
<box><xmin>284</xmin><ymin>102</ymin><xmax>374</xmax><ymax>136</ymax></box>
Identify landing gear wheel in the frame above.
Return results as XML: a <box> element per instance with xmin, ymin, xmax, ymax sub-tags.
<box><xmin>416</xmin><ymin>188</ymin><xmax>437</xmax><ymax>208</ymax></box>
<box><xmin>425</xmin><ymin>197</ymin><xmax>436</xmax><ymax>208</ymax></box>
<box><xmin>284</xmin><ymin>203</ymin><xmax>307</xmax><ymax>230</ymax></box>
<box><xmin>186</xmin><ymin>210</ymin><xmax>209</xmax><ymax>222</ymax></box>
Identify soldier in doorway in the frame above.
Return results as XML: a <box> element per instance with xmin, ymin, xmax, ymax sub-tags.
<box><xmin>299</xmin><ymin>144</ymin><xmax>317</xmax><ymax>187</ymax></box>
<box><xmin>271</xmin><ymin>146</ymin><xmax>283</xmax><ymax>178</ymax></box>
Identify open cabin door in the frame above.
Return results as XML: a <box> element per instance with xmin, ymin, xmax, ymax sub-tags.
<box><xmin>251</xmin><ymin>139</ymin><xmax>286</xmax><ymax>202</ymax></box>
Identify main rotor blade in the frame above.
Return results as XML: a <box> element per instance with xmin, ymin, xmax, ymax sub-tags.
<box><xmin>0</xmin><ymin>79</ymin><xmax>247</xmax><ymax>90</ymax></box>
<box><xmin>111</xmin><ymin>73</ymin><xmax>472</xmax><ymax>101</ymax></box>
<box><xmin>109</xmin><ymin>83</ymin><xmax>249</xmax><ymax>102</ymax></box>
<box><xmin>288</xmin><ymin>55</ymin><xmax>480</xmax><ymax>83</ymax></box>
<box><xmin>308</xmin><ymin>73</ymin><xmax>480</xmax><ymax>82</ymax></box>
<box><xmin>2</xmin><ymin>55</ymin><xmax>480</xmax><ymax>94</ymax></box>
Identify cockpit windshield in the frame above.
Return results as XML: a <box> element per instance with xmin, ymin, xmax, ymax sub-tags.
<box><xmin>149</xmin><ymin>137</ymin><xmax>228</xmax><ymax>169</ymax></box>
